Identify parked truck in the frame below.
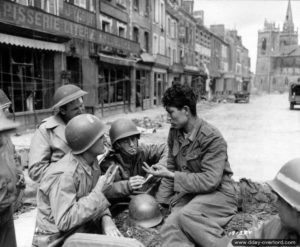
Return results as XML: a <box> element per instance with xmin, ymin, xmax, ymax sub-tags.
<box><xmin>289</xmin><ymin>79</ymin><xmax>300</xmax><ymax>110</ymax></box>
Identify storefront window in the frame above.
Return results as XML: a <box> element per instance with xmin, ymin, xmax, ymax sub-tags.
<box><xmin>98</xmin><ymin>66</ymin><xmax>130</xmax><ymax>104</ymax></box>
<box><xmin>0</xmin><ymin>45</ymin><xmax>55</xmax><ymax>112</ymax></box>
<box><xmin>136</xmin><ymin>70</ymin><xmax>150</xmax><ymax>107</ymax></box>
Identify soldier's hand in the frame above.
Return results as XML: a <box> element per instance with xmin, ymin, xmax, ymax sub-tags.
<box><xmin>142</xmin><ymin>162</ymin><xmax>174</xmax><ymax>178</ymax></box>
<box><xmin>128</xmin><ymin>175</ymin><xmax>145</xmax><ymax>191</ymax></box>
<box><xmin>102</xmin><ymin>215</ymin><xmax>123</xmax><ymax>237</ymax></box>
<box><xmin>97</xmin><ymin>165</ymin><xmax>118</xmax><ymax>192</ymax></box>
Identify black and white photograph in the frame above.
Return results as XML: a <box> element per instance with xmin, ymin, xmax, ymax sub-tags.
<box><xmin>0</xmin><ymin>0</ymin><xmax>299</xmax><ymax>246</ymax></box>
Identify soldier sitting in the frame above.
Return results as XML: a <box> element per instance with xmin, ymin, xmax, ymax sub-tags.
<box><xmin>228</xmin><ymin>158</ymin><xmax>300</xmax><ymax>247</ymax></box>
<box><xmin>101</xmin><ymin>118</ymin><xmax>168</xmax><ymax>201</ymax></box>
<box><xmin>29</xmin><ymin>84</ymin><xmax>87</xmax><ymax>183</ymax></box>
<box><xmin>32</xmin><ymin>114</ymin><xmax>123</xmax><ymax>247</ymax></box>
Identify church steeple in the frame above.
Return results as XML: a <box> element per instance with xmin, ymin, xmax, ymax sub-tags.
<box><xmin>283</xmin><ymin>0</ymin><xmax>294</xmax><ymax>33</ymax></box>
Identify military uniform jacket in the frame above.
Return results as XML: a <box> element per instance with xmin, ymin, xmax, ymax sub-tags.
<box><xmin>156</xmin><ymin>117</ymin><xmax>236</xmax><ymax>205</ymax></box>
<box><xmin>101</xmin><ymin>143</ymin><xmax>168</xmax><ymax>199</ymax></box>
<box><xmin>33</xmin><ymin>152</ymin><xmax>111</xmax><ymax>247</ymax></box>
<box><xmin>29</xmin><ymin>115</ymin><xmax>71</xmax><ymax>182</ymax></box>
<box><xmin>0</xmin><ymin>135</ymin><xmax>18</xmax><ymax>214</ymax></box>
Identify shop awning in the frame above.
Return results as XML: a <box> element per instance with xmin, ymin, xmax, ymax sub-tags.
<box><xmin>140</xmin><ymin>53</ymin><xmax>155</xmax><ymax>63</ymax></box>
<box><xmin>0</xmin><ymin>33</ymin><xmax>66</xmax><ymax>52</ymax></box>
<box><xmin>184</xmin><ymin>65</ymin><xmax>200</xmax><ymax>74</ymax></box>
<box><xmin>99</xmin><ymin>53</ymin><xmax>137</xmax><ymax>67</ymax></box>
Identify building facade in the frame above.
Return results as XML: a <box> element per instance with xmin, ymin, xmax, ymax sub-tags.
<box><xmin>0</xmin><ymin>0</ymin><xmax>251</xmax><ymax>129</ymax></box>
<box><xmin>255</xmin><ymin>0</ymin><xmax>300</xmax><ymax>93</ymax></box>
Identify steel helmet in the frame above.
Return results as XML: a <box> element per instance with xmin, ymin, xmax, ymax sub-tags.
<box><xmin>0</xmin><ymin>112</ymin><xmax>19</xmax><ymax>133</ymax></box>
<box><xmin>0</xmin><ymin>89</ymin><xmax>11</xmax><ymax>110</ymax></box>
<box><xmin>267</xmin><ymin>158</ymin><xmax>300</xmax><ymax>211</ymax></box>
<box><xmin>52</xmin><ymin>84</ymin><xmax>87</xmax><ymax>109</ymax></box>
<box><xmin>109</xmin><ymin>118</ymin><xmax>140</xmax><ymax>146</ymax></box>
<box><xmin>128</xmin><ymin>194</ymin><xmax>163</xmax><ymax>228</ymax></box>
<box><xmin>65</xmin><ymin>114</ymin><xmax>105</xmax><ymax>154</ymax></box>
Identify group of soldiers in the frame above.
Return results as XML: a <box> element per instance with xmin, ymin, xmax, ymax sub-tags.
<box><xmin>0</xmin><ymin>83</ymin><xmax>299</xmax><ymax>247</ymax></box>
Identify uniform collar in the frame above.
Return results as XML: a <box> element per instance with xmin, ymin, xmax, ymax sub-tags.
<box><xmin>43</xmin><ymin>115</ymin><xmax>65</xmax><ymax>129</ymax></box>
<box><xmin>177</xmin><ymin>117</ymin><xmax>203</xmax><ymax>143</ymax></box>
<box><xmin>188</xmin><ymin>117</ymin><xmax>203</xmax><ymax>141</ymax></box>
<box><xmin>74</xmin><ymin>154</ymin><xmax>99</xmax><ymax>176</ymax></box>
<box><xmin>45</xmin><ymin>115</ymin><xmax>67</xmax><ymax>143</ymax></box>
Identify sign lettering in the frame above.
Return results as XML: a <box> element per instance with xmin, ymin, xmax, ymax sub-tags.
<box><xmin>0</xmin><ymin>1</ymin><xmax>140</xmax><ymax>52</ymax></box>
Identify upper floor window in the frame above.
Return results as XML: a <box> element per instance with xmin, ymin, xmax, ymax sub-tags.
<box><xmin>42</xmin><ymin>0</ymin><xmax>59</xmax><ymax>15</ymax></box>
<box><xmin>145</xmin><ymin>0</ymin><xmax>150</xmax><ymax>16</ymax></box>
<box><xmin>74</xmin><ymin>0</ymin><xmax>86</xmax><ymax>8</ymax></box>
<box><xmin>133</xmin><ymin>0</ymin><xmax>139</xmax><ymax>11</ymax></box>
<box><xmin>144</xmin><ymin>32</ymin><xmax>149</xmax><ymax>52</ymax></box>
<box><xmin>261</xmin><ymin>38</ymin><xmax>267</xmax><ymax>51</ymax></box>
<box><xmin>12</xmin><ymin>0</ymin><xmax>30</xmax><ymax>5</ymax></box>
<box><xmin>12</xmin><ymin>0</ymin><xmax>59</xmax><ymax>15</ymax></box>
<box><xmin>100</xmin><ymin>14</ymin><xmax>112</xmax><ymax>32</ymax></box>
<box><xmin>160</xmin><ymin>2</ymin><xmax>164</xmax><ymax>27</ymax></box>
<box><xmin>102</xmin><ymin>21</ymin><xmax>110</xmax><ymax>32</ymax></box>
<box><xmin>117</xmin><ymin>21</ymin><xmax>127</xmax><ymax>38</ymax></box>
<box><xmin>167</xmin><ymin>18</ymin><xmax>171</xmax><ymax>35</ymax></box>
<box><xmin>116</xmin><ymin>0</ymin><xmax>126</xmax><ymax>8</ymax></box>
<box><xmin>153</xmin><ymin>35</ymin><xmax>158</xmax><ymax>54</ymax></box>
<box><xmin>133</xmin><ymin>27</ymin><xmax>139</xmax><ymax>42</ymax></box>
<box><xmin>119</xmin><ymin>27</ymin><xmax>125</xmax><ymax>38</ymax></box>
<box><xmin>160</xmin><ymin>36</ymin><xmax>165</xmax><ymax>55</ymax></box>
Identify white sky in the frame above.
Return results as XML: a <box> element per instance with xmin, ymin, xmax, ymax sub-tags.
<box><xmin>194</xmin><ymin>0</ymin><xmax>300</xmax><ymax>72</ymax></box>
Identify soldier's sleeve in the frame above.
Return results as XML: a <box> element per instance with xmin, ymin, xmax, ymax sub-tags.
<box><xmin>174</xmin><ymin>131</ymin><xmax>228</xmax><ymax>194</ymax></box>
<box><xmin>155</xmin><ymin>130</ymin><xmax>176</xmax><ymax>204</ymax></box>
<box><xmin>28</xmin><ymin>127</ymin><xmax>51</xmax><ymax>182</ymax></box>
<box><xmin>49</xmin><ymin>173</ymin><xmax>110</xmax><ymax>232</ymax></box>
<box><xmin>104</xmin><ymin>180</ymin><xmax>132</xmax><ymax>199</ymax></box>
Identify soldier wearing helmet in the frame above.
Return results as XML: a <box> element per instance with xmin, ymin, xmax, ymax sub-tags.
<box><xmin>32</xmin><ymin>114</ymin><xmax>132</xmax><ymax>247</ymax></box>
<box><xmin>228</xmin><ymin>159</ymin><xmax>300</xmax><ymax>246</ymax></box>
<box><xmin>0</xmin><ymin>110</ymin><xmax>21</xmax><ymax>247</ymax></box>
<box><xmin>28</xmin><ymin>84</ymin><xmax>87</xmax><ymax>182</ymax></box>
<box><xmin>101</xmin><ymin>118</ymin><xmax>168</xmax><ymax>201</ymax></box>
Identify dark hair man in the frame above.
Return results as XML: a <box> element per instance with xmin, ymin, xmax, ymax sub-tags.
<box><xmin>143</xmin><ymin>84</ymin><xmax>237</xmax><ymax>247</ymax></box>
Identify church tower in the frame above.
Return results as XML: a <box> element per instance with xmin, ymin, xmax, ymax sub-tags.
<box><xmin>280</xmin><ymin>0</ymin><xmax>298</xmax><ymax>47</ymax></box>
<box><xmin>255</xmin><ymin>20</ymin><xmax>280</xmax><ymax>92</ymax></box>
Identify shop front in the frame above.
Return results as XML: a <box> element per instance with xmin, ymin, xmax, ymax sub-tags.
<box><xmin>97</xmin><ymin>53</ymin><xmax>136</xmax><ymax>117</ymax></box>
<box><xmin>0</xmin><ymin>32</ymin><xmax>66</xmax><ymax>129</ymax></box>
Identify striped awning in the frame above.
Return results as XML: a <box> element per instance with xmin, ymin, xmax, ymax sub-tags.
<box><xmin>0</xmin><ymin>33</ymin><xmax>66</xmax><ymax>52</ymax></box>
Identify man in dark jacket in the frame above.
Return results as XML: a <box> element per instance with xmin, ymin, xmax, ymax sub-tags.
<box><xmin>0</xmin><ymin>112</ymin><xmax>22</xmax><ymax>247</ymax></box>
<box><xmin>101</xmin><ymin>118</ymin><xmax>168</xmax><ymax>200</ymax></box>
<box><xmin>143</xmin><ymin>84</ymin><xmax>238</xmax><ymax>247</ymax></box>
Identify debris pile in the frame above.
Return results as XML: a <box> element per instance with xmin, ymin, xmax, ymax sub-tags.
<box><xmin>111</xmin><ymin>178</ymin><xmax>278</xmax><ymax>247</ymax></box>
<box><xmin>225</xmin><ymin>178</ymin><xmax>278</xmax><ymax>236</ymax></box>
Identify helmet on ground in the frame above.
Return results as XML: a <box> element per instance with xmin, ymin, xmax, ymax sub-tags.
<box><xmin>128</xmin><ymin>194</ymin><xmax>163</xmax><ymax>228</ymax></box>
<box><xmin>0</xmin><ymin>112</ymin><xmax>19</xmax><ymax>133</ymax></box>
<box><xmin>65</xmin><ymin>114</ymin><xmax>105</xmax><ymax>154</ymax></box>
<box><xmin>0</xmin><ymin>89</ymin><xmax>11</xmax><ymax>110</ymax></box>
<box><xmin>267</xmin><ymin>158</ymin><xmax>300</xmax><ymax>211</ymax></box>
<box><xmin>52</xmin><ymin>84</ymin><xmax>87</xmax><ymax>109</ymax></box>
<box><xmin>109</xmin><ymin>118</ymin><xmax>140</xmax><ymax>146</ymax></box>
